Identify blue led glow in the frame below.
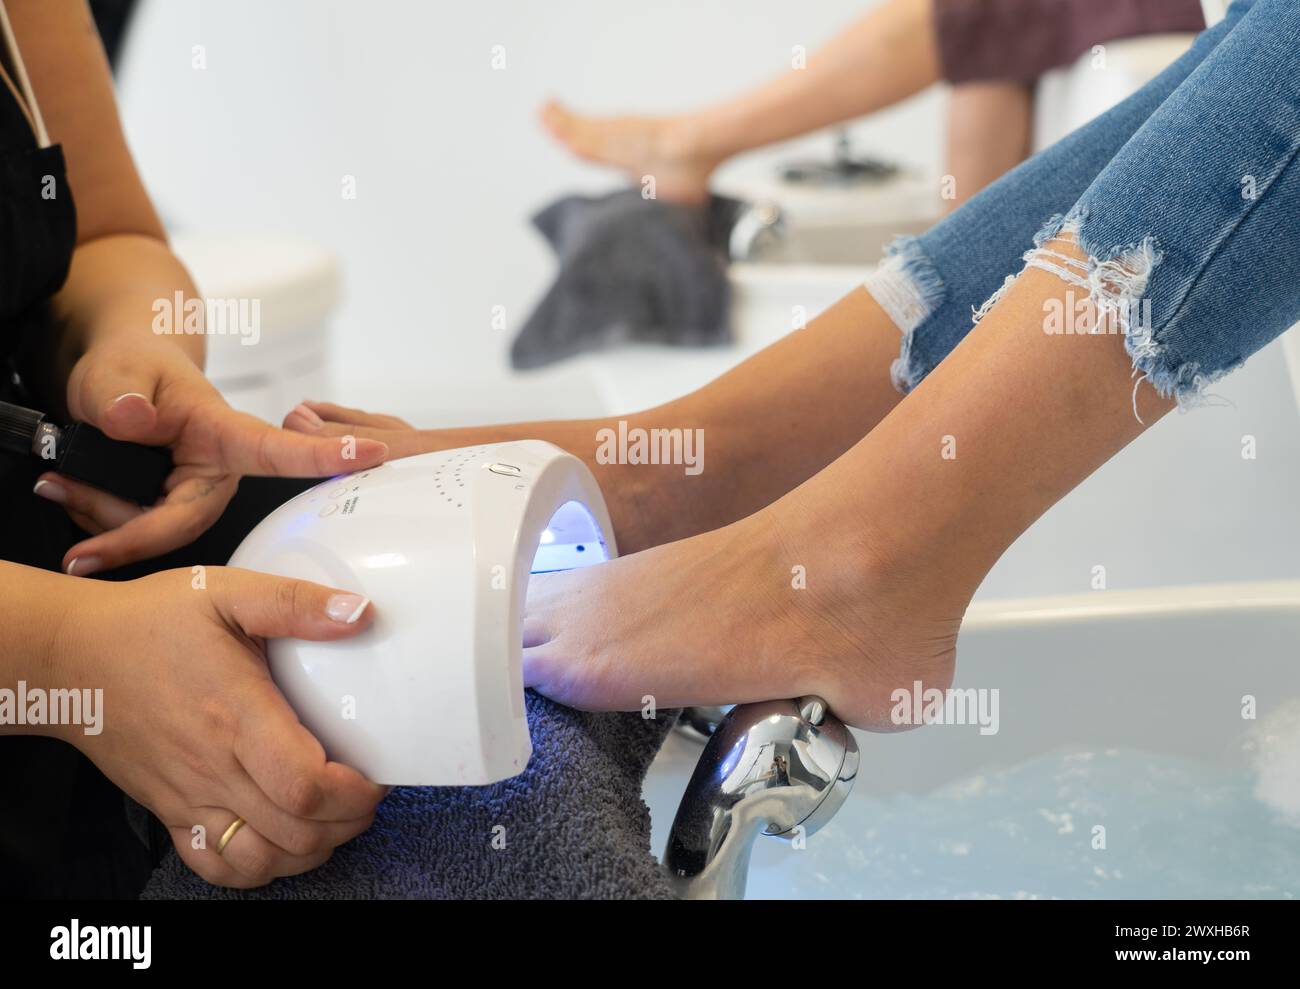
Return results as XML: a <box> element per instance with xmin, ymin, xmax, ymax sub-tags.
<box><xmin>530</xmin><ymin>500</ymin><xmax>610</xmax><ymax>574</ymax></box>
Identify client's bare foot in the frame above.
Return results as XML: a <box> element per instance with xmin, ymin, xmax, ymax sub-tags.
<box><xmin>522</xmin><ymin>496</ymin><xmax>964</xmax><ymax>731</ymax></box>
<box><xmin>539</xmin><ymin>100</ymin><xmax>718</xmax><ymax>204</ymax></box>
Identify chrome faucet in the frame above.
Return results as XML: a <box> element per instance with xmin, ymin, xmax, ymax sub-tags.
<box><xmin>727</xmin><ymin>201</ymin><xmax>785</xmax><ymax>262</ymax></box>
<box><xmin>662</xmin><ymin>696</ymin><xmax>859</xmax><ymax>900</ymax></box>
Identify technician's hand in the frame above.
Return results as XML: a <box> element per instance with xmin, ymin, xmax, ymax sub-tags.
<box><xmin>35</xmin><ymin>339</ymin><xmax>388</xmax><ymax>576</ymax></box>
<box><xmin>55</xmin><ymin>567</ymin><xmax>385</xmax><ymax>889</ymax></box>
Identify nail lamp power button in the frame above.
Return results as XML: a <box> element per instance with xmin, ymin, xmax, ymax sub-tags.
<box><xmin>488</xmin><ymin>463</ymin><xmax>522</xmax><ymax>477</ymax></box>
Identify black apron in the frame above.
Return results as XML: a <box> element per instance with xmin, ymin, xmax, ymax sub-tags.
<box><xmin>0</xmin><ymin>47</ymin><xmax>130</xmax><ymax>900</ymax></box>
<box><xmin>0</xmin><ymin>63</ymin><xmax>318</xmax><ymax>896</ymax></box>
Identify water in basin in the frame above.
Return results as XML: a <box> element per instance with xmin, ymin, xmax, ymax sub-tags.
<box><xmin>744</xmin><ymin>745</ymin><xmax>1300</xmax><ymax>900</ymax></box>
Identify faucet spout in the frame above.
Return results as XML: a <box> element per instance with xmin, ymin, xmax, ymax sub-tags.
<box><xmin>662</xmin><ymin>696</ymin><xmax>859</xmax><ymax>900</ymax></box>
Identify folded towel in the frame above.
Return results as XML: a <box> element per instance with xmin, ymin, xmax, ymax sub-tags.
<box><xmin>140</xmin><ymin>692</ymin><xmax>679</xmax><ymax>899</ymax></box>
<box><xmin>510</xmin><ymin>190</ymin><xmax>743</xmax><ymax>369</ymax></box>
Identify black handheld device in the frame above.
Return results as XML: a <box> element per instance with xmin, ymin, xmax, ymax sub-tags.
<box><xmin>0</xmin><ymin>399</ymin><xmax>173</xmax><ymax>505</ymax></box>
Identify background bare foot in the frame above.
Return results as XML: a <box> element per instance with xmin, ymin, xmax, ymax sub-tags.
<box><xmin>539</xmin><ymin>99</ymin><xmax>717</xmax><ymax>204</ymax></box>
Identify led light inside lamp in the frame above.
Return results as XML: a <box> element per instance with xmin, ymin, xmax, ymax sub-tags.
<box><xmin>228</xmin><ymin>441</ymin><xmax>616</xmax><ymax>786</ymax></box>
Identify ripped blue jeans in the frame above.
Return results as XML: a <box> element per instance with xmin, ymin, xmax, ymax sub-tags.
<box><xmin>865</xmin><ymin>0</ymin><xmax>1300</xmax><ymax>410</ymax></box>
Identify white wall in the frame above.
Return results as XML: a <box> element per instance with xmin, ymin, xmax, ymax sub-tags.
<box><xmin>116</xmin><ymin>0</ymin><xmax>941</xmax><ymax>416</ymax></box>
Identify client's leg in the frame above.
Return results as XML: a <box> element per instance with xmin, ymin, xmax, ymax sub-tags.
<box><xmin>523</xmin><ymin>0</ymin><xmax>1300</xmax><ymax>727</ymax></box>
<box><xmin>522</xmin><ymin>250</ymin><xmax>1166</xmax><ymax>724</ymax></box>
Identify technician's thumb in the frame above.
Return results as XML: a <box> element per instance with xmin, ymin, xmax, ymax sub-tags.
<box><xmin>66</xmin><ymin>358</ymin><xmax>163</xmax><ymax>443</ymax></box>
<box><xmin>214</xmin><ymin>568</ymin><xmax>375</xmax><ymax>642</ymax></box>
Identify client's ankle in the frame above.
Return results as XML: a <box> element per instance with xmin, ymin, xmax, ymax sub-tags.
<box><xmin>744</xmin><ymin>502</ymin><xmax>965</xmax><ymax>732</ymax></box>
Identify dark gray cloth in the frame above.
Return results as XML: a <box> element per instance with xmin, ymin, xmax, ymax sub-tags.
<box><xmin>510</xmin><ymin>190</ymin><xmax>741</xmax><ymax>369</ymax></box>
<box><xmin>140</xmin><ymin>692</ymin><xmax>679</xmax><ymax>900</ymax></box>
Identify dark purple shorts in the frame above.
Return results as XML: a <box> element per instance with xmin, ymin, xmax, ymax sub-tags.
<box><xmin>935</xmin><ymin>0</ymin><xmax>1207</xmax><ymax>83</ymax></box>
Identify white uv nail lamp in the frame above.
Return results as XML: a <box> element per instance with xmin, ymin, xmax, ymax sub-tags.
<box><xmin>227</xmin><ymin>441</ymin><xmax>617</xmax><ymax>786</ymax></box>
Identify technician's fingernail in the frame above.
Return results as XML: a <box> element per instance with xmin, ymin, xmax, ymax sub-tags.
<box><xmin>326</xmin><ymin>593</ymin><xmax>370</xmax><ymax>624</ymax></box>
<box><xmin>33</xmin><ymin>479</ymin><xmax>66</xmax><ymax>504</ymax></box>
<box><xmin>293</xmin><ymin>403</ymin><xmax>324</xmax><ymax>429</ymax></box>
<box><xmin>110</xmin><ymin>392</ymin><xmax>150</xmax><ymax>406</ymax></box>
<box><xmin>67</xmin><ymin>556</ymin><xmax>103</xmax><ymax>577</ymax></box>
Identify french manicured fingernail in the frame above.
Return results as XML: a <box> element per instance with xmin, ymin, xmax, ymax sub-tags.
<box><xmin>33</xmin><ymin>479</ymin><xmax>66</xmax><ymax>504</ymax></box>
<box><xmin>293</xmin><ymin>403</ymin><xmax>324</xmax><ymax>429</ymax></box>
<box><xmin>67</xmin><ymin>556</ymin><xmax>103</xmax><ymax>577</ymax></box>
<box><xmin>326</xmin><ymin>593</ymin><xmax>370</xmax><ymax>624</ymax></box>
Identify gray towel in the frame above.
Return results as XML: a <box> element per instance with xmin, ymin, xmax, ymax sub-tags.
<box><xmin>510</xmin><ymin>190</ymin><xmax>742</xmax><ymax>369</ymax></box>
<box><xmin>140</xmin><ymin>692</ymin><xmax>679</xmax><ymax>899</ymax></box>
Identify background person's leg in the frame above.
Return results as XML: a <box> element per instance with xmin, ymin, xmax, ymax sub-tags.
<box><xmin>540</xmin><ymin>0</ymin><xmax>940</xmax><ymax>204</ymax></box>
<box><xmin>942</xmin><ymin>81</ymin><xmax>1034</xmax><ymax>213</ymax></box>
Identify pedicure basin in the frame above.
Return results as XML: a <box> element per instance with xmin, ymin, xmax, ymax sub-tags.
<box><xmin>647</xmin><ymin>581</ymin><xmax>1300</xmax><ymax>899</ymax></box>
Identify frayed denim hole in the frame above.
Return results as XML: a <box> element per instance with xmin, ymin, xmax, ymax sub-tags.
<box><xmin>976</xmin><ymin>208</ymin><xmax>1232</xmax><ymax>422</ymax></box>
<box><xmin>864</xmin><ymin>236</ymin><xmax>947</xmax><ymax>394</ymax></box>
